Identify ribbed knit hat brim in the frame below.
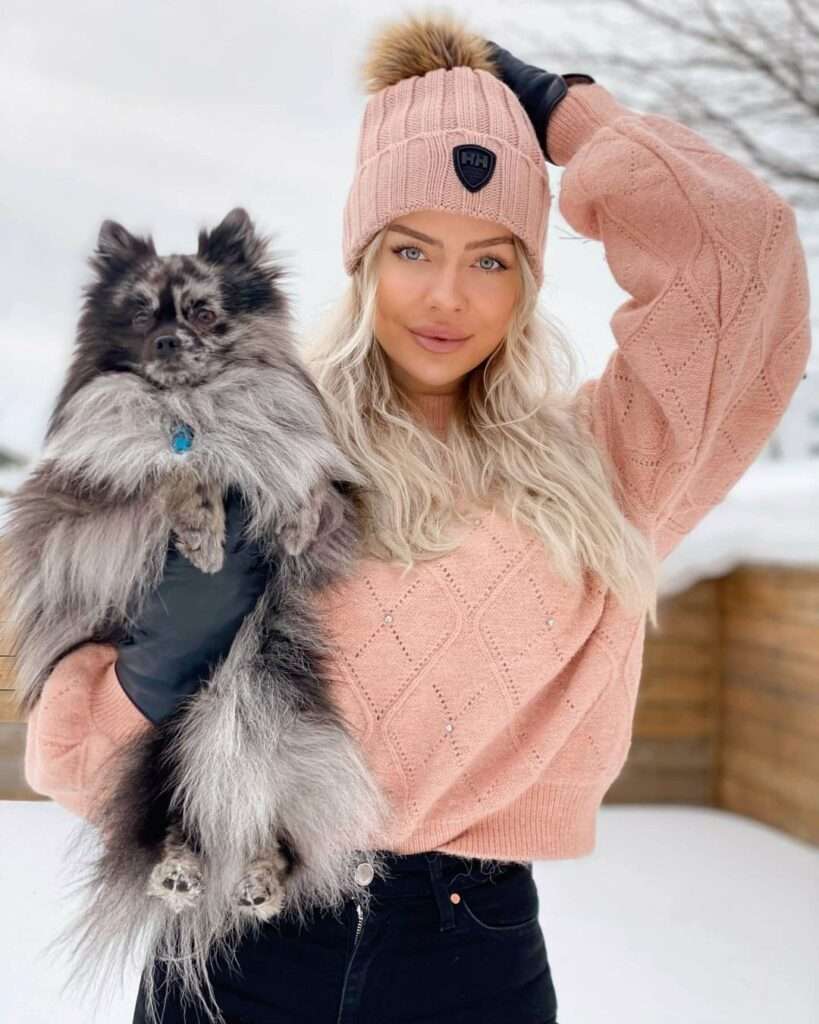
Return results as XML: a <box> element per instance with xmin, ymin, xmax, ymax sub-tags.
<box><xmin>342</xmin><ymin>21</ymin><xmax>551</xmax><ymax>286</ymax></box>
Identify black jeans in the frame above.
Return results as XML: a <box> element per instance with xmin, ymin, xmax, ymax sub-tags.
<box><xmin>132</xmin><ymin>849</ymin><xmax>558</xmax><ymax>1023</ymax></box>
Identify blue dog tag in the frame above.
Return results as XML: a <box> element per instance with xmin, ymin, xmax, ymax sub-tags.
<box><xmin>170</xmin><ymin>423</ymin><xmax>194</xmax><ymax>453</ymax></box>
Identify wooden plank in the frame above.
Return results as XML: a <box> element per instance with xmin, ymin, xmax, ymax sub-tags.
<box><xmin>634</xmin><ymin>704</ymin><xmax>716</xmax><ymax>738</ymax></box>
<box><xmin>719</xmin><ymin>774</ymin><xmax>819</xmax><ymax>847</ymax></box>
<box><xmin>0</xmin><ymin>689</ymin><xmax>25</xmax><ymax>723</ymax></box>
<box><xmin>722</xmin><ymin>679</ymin><xmax>819</xmax><ymax>734</ymax></box>
<box><xmin>619</xmin><ymin>736</ymin><xmax>714</xmax><ymax>770</ymax></box>
<box><xmin>638</xmin><ymin>678</ymin><xmax>715</xmax><ymax>705</ymax></box>
<box><xmin>716</xmin><ymin>565</ymin><xmax>819</xmax><ymax>848</ymax></box>
<box><xmin>610</xmin><ymin>734</ymin><xmax>714</xmax><ymax>804</ymax></box>
<box><xmin>0</xmin><ymin>658</ymin><xmax>17</xmax><ymax>688</ymax></box>
<box><xmin>635</xmin><ymin>584</ymin><xmax>720</xmax><ymax>748</ymax></box>
<box><xmin>721</xmin><ymin>708</ymin><xmax>818</xmax><ymax>774</ymax></box>
<box><xmin>724</xmin><ymin>635</ymin><xmax>819</xmax><ymax>688</ymax></box>
<box><xmin>0</xmin><ymin>723</ymin><xmax>44</xmax><ymax>801</ymax></box>
<box><xmin>720</xmin><ymin>565</ymin><xmax>819</xmax><ymax>626</ymax></box>
<box><xmin>606</xmin><ymin>766</ymin><xmax>713</xmax><ymax>805</ymax></box>
<box><xmin>720</xmin><ymin>747</ymin><xmax>819</xmax><ymax>815</ymax></box>
<box><xmin>0</xmin><ymin>619</ymin><xmax>18</xmax><ymax>655</ymax></box>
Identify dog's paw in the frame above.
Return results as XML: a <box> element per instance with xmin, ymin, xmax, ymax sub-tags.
<box><xmin>147</xmin><ymin>843</ymin><xmax>206</xmax><ymax>914</ymax></box>
<box><xmin>234</xmin><ymin>848</ymin><xmax>289</xmax><ymax>921</ymax></box>
<box><xmin>280</xmin><ymin>479</ymin><xmax>344</xmax><ymax>557</ymax></box>
<box><xmin>174</xmin><ymin>481</ymin><xmax>226</xmax><ymax>573</ymax></box>
<box><xmin>175</xmin><ymin>525</ymin><xmax>224</xmax><ymax>573</ymax></box>
<box><xmin>161</xmin><ymin>476</ymin><xmax>226</xmax><ymax>573</ymax></box>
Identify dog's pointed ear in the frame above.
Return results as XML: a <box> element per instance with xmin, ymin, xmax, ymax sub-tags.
<box><xmin>197</xmin><ymin>207</ymin><xmax>266</xmax><ymax>266</ymax></box>
<box><xmin>96</xmin><ymin>220</ymin><xmax>157</xmax><ymax>264</ymax></box>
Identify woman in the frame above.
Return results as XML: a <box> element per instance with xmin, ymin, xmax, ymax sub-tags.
<box><xmin>22</xmin><ymin>11</ymin><xmax>810</xmax><ymax>1024</ymax></box>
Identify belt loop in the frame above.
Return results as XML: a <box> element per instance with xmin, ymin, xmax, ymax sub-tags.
<box><xmin>424</xmin><ymin>852</ymin><xmax>456</xmax><ymax>933</ymax></box>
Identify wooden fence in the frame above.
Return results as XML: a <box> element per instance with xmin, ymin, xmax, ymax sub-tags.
<box><xmin>2</xmin><ymin>565</ymin><xmax>818</xmax><ymax>847</ymax></box>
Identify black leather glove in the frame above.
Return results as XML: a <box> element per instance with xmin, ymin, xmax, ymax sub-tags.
<box><xmin>115</xmin><ymin>486</ymin><xmax>274</xmax><ymax>726</ymax></box>
<box><xmin>486</xmin><ymin>41</ymin><xmax>595</xmax><ymax>165</ymax></box>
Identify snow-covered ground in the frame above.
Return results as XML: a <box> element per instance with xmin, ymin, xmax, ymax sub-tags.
<box><xmin>2</xmin><ymin>799</ymin><xmax>817</xmax><ymax>1022</ymax></box>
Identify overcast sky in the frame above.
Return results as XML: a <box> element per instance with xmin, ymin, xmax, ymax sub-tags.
<box><xmin>2</xmin><ymin>0</ymin><xmax>815</xmax><ymax>461</ymax></box>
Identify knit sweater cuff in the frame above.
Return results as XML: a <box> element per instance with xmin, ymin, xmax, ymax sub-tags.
<box><xmin>546</xmin><ymin>82</ymin><xmax>633</xmax><ymax>167</ymax></box>
<box><xmin>90</xmin><ymin>652</ymin><xmax>153</xmax><ymax>741</ymax></box>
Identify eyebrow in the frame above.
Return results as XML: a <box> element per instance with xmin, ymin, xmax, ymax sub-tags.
<box><xmin>387</xmin><ymin>223</ymin><xmax>515</xmax><ymax>250</ymax></box>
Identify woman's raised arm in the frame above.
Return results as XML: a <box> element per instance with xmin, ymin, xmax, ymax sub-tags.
<box><xmin>548</xmin><ymin>82</ymin><xmax>811</xmax><ymax>559</ymax></box>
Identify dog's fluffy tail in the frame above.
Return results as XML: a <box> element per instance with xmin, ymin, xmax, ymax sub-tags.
<box><xmin>44</xmin><ymin>599</ymin><xmax>395</xmax><ymax>1024</ymax></box>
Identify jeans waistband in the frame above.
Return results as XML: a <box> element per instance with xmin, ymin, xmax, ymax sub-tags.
<box><xmin>348</xmin><ymin>850</ymin><xmax>533</xmax><ymax>935</ymax></box>
<box><xmin>357</xmin><ymin>849</ymin><xmax>532</xmax><ymax>901</ymax></box>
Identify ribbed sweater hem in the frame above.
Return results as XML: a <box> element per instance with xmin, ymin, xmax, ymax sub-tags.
<box><xmin>372</xmin><ymin>780</ymin><xmax>607</xmax><ymax>861</ymax></box>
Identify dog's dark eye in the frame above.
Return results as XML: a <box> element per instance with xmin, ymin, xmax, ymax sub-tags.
<box><xmin>195</xmin><ymin>309</ymin><xmax>216</xmax><ymax>326</ymax></box>
<box><xmin>132</xmin><ymin>310</ymin><xmax>153</xmax><ymax>327</ymax></box>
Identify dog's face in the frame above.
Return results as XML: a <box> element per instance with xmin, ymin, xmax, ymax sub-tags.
<box><xmin>77</xmin><ymin>207</ymin><xmax>288</xmax><ymax>389</ymax></box>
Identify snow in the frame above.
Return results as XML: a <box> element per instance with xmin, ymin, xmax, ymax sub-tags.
<box><xmin>2</xmin><ymin>799</ymin><xmax>817</xmax><ymax>1022</ymax></box>
<box><xmin>657</xmin><ymin>457</ymin><xmax>819</xmax><ymax>596</ymax></box>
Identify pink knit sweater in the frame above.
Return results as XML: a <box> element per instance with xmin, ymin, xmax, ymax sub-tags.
<box><xmin>23</xmin><ymin>83</ymin><xmax>811</xmax><ymax>860</ymax></box>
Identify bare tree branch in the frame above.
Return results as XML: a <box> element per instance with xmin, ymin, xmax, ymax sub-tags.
<box><xmin>785</xmin><ymin>0</ymin><xmax>819</xmax><ymax>42</ymax></box>
<box><xmin>701</xmin><ymin>0</ymin><xmax>819</xmax><ymax>113</ymax></box>
<box><xmin>667</xmin><ymin>76</ymin><xmax>819</xmax><ymax>185</ymax></box>
<box><xmin>521</xmin><ymin>0</ymin><xmax>818</xmax><ymax>234</ymax></box>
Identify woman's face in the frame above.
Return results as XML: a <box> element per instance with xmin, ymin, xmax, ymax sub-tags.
<box><xmin>373</xmin><ymin>209</ymin><xmax>521</xmax><ymax>397</ymax></box>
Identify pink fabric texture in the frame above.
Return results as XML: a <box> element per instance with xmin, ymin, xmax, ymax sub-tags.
<box><xmin>342</xmin><ymin>65</ymin><xmax>552</xmax><ymax>286</ymax></box>
<box><xmin>24</xmin><ymin>84</ymin><xmax>811</xmax><ymax>860</ymax></box>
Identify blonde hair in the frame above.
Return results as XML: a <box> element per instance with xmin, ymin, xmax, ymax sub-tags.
<box><xmin>301</xmin><ymin>226</ymin><xmax>659</xmax><ymax>624</ymax></box>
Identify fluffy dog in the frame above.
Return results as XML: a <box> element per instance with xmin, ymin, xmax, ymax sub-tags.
<box><xmin>0</xmin><ymin>208</ymin><xmax>392</xmax><ymax>1024</ymax></box>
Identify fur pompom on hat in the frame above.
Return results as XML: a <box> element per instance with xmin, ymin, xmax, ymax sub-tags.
<box><xmin>342</xmin><ymin>10</ymin><xmax>552</xmax><ymax>287</ymax></box>
<box><xmin>358</xmin><ymin>11</ymin><xmax>498</xmax><ymax>90</ymax></box>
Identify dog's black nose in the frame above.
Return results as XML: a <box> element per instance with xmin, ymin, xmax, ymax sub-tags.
<box><xmin>152</xmin><ymin>334</ymin><xmax>182</xmax><ymax>359</ymax></box>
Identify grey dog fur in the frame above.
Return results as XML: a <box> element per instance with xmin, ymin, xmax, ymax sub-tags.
<box><xmin>0</xmin><ymin>208</ymin><xmax>394</xmax><ymax>1024</ymax></box>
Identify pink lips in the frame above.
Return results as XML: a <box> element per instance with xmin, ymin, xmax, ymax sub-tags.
<box><xmin>410</xmin><ymin>323</ymin><xmax>470</xmax><ymax>340</ymax></box>
<box><xmin>409</xmin><ymin>326</ymin><xmax>471</xmax><ymax>353</ymax></box>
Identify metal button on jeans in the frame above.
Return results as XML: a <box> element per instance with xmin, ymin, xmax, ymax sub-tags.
<box><xmin>354</xmin><ymin>862</ymin><xmax>374</xmax><ymax>886</ymax></box>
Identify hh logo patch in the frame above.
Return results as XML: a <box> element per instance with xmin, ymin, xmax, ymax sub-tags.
<box><xmin>452</xmin><ymin>144</ymin><xmax>496</xmax><ymax>192</ymax></box>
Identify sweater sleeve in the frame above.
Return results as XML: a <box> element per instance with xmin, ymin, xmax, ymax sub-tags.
<box><xmin>546</xmin><ymin>83</ymin><xmax>812</xmax><ymax>560</ymax></box>
<box><xmin>23</xmin><ymin>642</ymin><xmax>153</xmax><ymax>824</ymax></box>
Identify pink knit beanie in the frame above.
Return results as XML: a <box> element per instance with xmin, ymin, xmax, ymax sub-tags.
<box><xmin>342</xmin><ymin>13</ymin><xmax>551</xmax><ymax>288</ymax></box>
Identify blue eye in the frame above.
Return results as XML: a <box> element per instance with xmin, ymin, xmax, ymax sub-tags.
<box><xmin>390</xmin><ymin>244</ymin><xmax>508</xmax><ymax>272</ymax></box>
<box><xmin>477</xmin><ymin>255</ymin><xmax>505</xmax><ymax>272</ymax></box>
<box><xmin>392</xmin><ymin>245</ymin><xmax>425</xmax><ymax>261</ymax></box>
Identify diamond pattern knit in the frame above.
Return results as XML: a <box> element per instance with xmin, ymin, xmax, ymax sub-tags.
<box><xmin>23</xmin><ymin>83</ymin><xmax>811</xmax><ymax>860</ymax></box>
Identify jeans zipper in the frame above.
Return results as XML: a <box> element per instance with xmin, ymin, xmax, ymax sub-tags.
<box><xmin>335</xmin><ymin>898</ymin><xmax>365</xmax><ymax>1024</ymax></box>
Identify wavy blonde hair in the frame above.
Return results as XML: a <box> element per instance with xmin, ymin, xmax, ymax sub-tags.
<box><xmin>300</xmin><ymin>226</ymin><xmax>659</xmax><ymax>624</ymax></box>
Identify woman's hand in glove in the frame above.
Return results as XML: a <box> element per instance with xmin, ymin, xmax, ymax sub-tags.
<box><xmin>485</xmin><ymin>41</ymin><xmax>595</xmax><ymax>164</ymax></box>
<box><xmin>115</xmin><ymin>485</ymin><xmax>274</xmax><ymax>726</ymax></box>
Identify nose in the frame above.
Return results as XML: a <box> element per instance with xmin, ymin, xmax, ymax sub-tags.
<box><xmin>426</xmin><ymin>264</ymin><xmax>465</xmax><ymax>312</ymax></box>
<box><xmin>151</xmin><ymin>334</ymin><xmax>182</xmax><ymax>359</ymax></box>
